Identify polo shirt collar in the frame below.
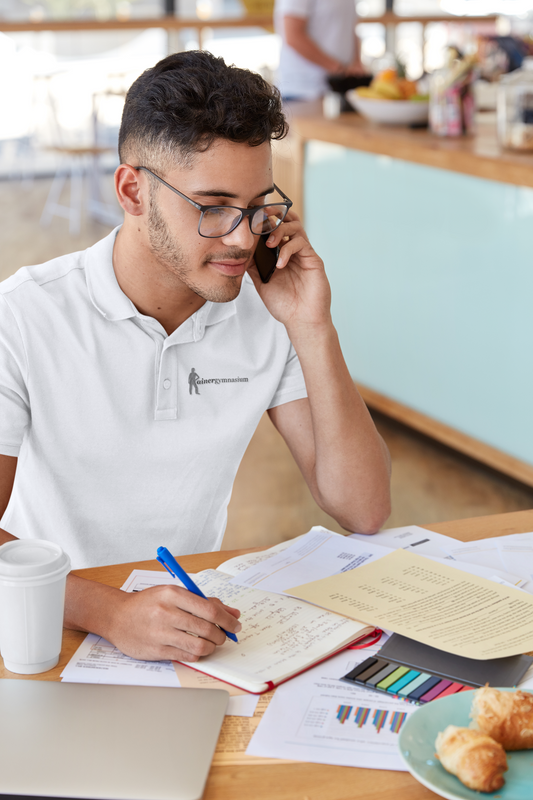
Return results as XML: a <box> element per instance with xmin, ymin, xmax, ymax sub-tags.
<box><xmin>85</xmin><ymin>227</ymin><xmax>136</xmax><ymax>322</ymax></box>
<box><xmin>85</xmin><ymin>227</ymin><xmax>237</xmax><ymax>333</ymax></box>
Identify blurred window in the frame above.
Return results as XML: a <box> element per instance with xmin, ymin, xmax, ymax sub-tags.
<box><xmin>1</xmin><ymin>0</ymin><xmax>163</xmax><ymax>22</ymax></box>
<box><xmin>393</xmin><ymin>0</ymin><xmax>443</xmax><ymax>14</ymax></box>
<box><xmin>356</xmin><ymin>0</ymin><xmax>386</xmax><ymax>17</ymax></box>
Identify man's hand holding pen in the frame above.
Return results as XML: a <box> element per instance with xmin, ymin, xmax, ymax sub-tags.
<box><xmin>104</xmin><ymin>584</ymin><xmax>242</xmax><ymax>663</ymax></box>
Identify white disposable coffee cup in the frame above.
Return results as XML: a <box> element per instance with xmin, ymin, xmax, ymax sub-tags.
<box><xmin>0</xmin><ymin>539</ymin><xmax>71</xmax><ymax>674</ymax></box>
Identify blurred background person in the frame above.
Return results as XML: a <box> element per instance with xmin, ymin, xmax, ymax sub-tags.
<box><xmin>274</xmin><ymin>0</ymin><xmax>364</xmax><ymax>101</ymax></box>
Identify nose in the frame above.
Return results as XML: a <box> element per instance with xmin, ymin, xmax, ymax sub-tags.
<box><xmin>220</xmin><ymin>216</ymin><xmax>256</xmax><ymax>251</ymax></box>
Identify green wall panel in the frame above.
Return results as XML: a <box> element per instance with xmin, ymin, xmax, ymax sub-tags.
<box><xmin>305</xmin><ymin>140</ymin><xmax>533</xmax><ymax>465</ymax></box>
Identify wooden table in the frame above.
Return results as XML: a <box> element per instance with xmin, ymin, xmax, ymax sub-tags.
<box><xmin>2</xmin><ymin>508</ymin><xmax>533</xmax><ymax>800</ymax></box>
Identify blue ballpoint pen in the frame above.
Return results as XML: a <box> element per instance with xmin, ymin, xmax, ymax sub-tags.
<box><xmin>156</xmin><ymin>546</ymin><xmax>238</xmax><ymax>643</ymax></box>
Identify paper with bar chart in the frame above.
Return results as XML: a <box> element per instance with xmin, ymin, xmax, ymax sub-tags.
<box><xmin>246</xmin><ymin>647</ymin><xmax>415</xmax><ymax>769</ymax></box>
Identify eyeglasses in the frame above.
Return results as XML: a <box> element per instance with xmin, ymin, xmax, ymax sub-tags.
<box><xmin>135</xmin><ymin>166</ymin><xmax>293</xmax><ymax>239</ymax></box>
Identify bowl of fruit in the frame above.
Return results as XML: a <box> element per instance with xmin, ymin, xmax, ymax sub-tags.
<box><xmin>346</xmin><ymin>69</ymin><xmax>429</xmax><ymax>126</ymax></box>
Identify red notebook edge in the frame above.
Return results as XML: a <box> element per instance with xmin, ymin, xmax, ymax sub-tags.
<box><xmin>173</xmin><ymin>628</ymin><xmax>383</xmax><ymax>695</ymax></box>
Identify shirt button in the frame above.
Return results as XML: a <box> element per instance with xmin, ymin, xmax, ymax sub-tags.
<box><xmin>163</xmin><ymin>379</ymin><xmax>171</xmax><ymax>389</ymax></box>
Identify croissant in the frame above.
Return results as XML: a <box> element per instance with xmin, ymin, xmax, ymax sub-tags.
<box><xmin>435</xmin><ymin>725</ymin><xmax>507</xmax><ymax>793</ymax></box>
<box><xmin>471</xmin><ymin>686</ymin><xmax>533</xmax><ymax>750</ymax></box>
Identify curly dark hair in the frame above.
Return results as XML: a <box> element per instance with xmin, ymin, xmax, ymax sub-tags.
<box><xmin>118</xmin><ymin>50</ymin><xmax>288</xmax><ymax>169</ymax></box>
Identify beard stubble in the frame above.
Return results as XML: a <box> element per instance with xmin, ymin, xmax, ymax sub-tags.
<box><xmin>147</xmin><ymin>196</ymin><xmax>251</xmax><ymax>304</ymax></box>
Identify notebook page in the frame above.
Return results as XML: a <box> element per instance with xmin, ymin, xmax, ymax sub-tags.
<box><xmin>182</xmin><ymin>570</ymin><xmax>370</xmax><ymax>686</ymax></box>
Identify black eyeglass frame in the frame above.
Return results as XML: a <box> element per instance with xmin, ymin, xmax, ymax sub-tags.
<box><xmin>134</xmin><ymin>166</ymin><xmax>293</xmax><ymax>239</ymax></box>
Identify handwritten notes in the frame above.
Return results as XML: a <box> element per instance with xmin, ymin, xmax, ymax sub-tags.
<box><xmin>288</xmin><ymin>549</ymin><xmax>533</xmax><ymax>660</ymax></box>
<box><xmin>182</xmin><ymin>570</ymin><xmax>371</xmax><ymax>690</ymax></box>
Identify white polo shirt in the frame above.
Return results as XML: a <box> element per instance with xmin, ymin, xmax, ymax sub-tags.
<box><xmin>274</xmin><ymin>0</ymin><xmax>357</xmax><ymax>100</ymax></box>
<box><xmin>0</xmin><ymin>229</ymin><xmax>307</xmax><ymax>568</ymax></box>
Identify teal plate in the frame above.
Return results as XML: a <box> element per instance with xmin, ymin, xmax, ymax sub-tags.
<box><xmin>398</xmin><ymin>689</ymin><xmax>533</xmax><ymax>799</ymax></box>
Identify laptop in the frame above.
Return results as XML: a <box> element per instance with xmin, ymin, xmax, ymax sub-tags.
<box><xmin>0</xmin><ymin>680</ymin><xmax>228</xmax><ymax>800</ymax></box>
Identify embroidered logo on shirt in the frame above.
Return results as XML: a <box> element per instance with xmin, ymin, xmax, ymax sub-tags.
<box><xmin>188</xmin><ymin>368</ymin><xmax>249</xmax><ymax>396</ymax></box>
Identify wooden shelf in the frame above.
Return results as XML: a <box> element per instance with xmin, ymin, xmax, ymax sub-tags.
<box><xmin>358</xmin><ymin>12</ymin><xmax>498</xmax><ymax>25</ymax></box>
<box><xmin>0</xmin><ymin>12</ymin><xmax>498</xmax><ymax>34</ymax></box>
<box><xmin>0</xmin><ymin>15</ymin><xmax>273</xmax><ymax>33</ymax></box>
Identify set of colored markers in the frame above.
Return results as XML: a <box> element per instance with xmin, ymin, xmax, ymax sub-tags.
<box><xmin>341</xmin><ymin>656</ymin><xmax>475</xmax><ymax>705</ymax></box>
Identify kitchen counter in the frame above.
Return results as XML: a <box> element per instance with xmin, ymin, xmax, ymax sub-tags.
<box><xmin>283</xmin><ymin>102</ymin><xmax>533</xmax><ymax>188</ymax></box>
<box><xmin>274</xmin><ymin>103</ymin><xmax>533</xmax><ymax>486</ymax></box>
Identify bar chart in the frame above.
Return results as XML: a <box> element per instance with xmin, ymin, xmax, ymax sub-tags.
<box><xmin>247</xmin><ymin>650</ymin><xmax>416</xmax><ymax>769</ymax></box>
<box><xmin>335</xmin><ymin>705</ymin><xmax>408</xmax><ymax>734</ymax></box>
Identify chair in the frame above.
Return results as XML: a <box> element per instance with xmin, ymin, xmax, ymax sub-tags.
<box><xmin>39</xmin><ymin>76</ymin><xmax>124</xmax><ymax>235</ymax></box>
<box><xmin>40</xmin><ymin>144</ymin><xmax>121</xmax><ymax>235</ymax></box>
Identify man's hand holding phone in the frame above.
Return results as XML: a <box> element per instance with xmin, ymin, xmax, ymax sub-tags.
<box><xmin>254</xmin><ymin>233</ymin><xmax>280</xmax><ymax>284</ymax></box>
<box><xmin>249</xmin><ymin>211</ymin><xmax>333</xmax><ymax>336</ymax></box>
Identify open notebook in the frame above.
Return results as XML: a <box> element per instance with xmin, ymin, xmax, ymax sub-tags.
<box><xmin>170</xmin><ymin>544</ymin><xmax>374</xmax><ymax>694</ymax></box>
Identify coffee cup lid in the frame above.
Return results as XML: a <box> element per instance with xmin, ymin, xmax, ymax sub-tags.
<box><xmin>0</xmin><ymin>540</ymin><xmax>70</xmax><ymax>579</ymax></box>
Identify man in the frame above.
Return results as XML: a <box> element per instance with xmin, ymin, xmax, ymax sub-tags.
<box><xmin>0</xmin><ymin>51</ymin><xmax>390</xmax><ymax>663</ymax></box>
<box><xmin>188</xmin><ymin>367</ymin><xmax>200</xmax><ymax>395</ymax></box>
<box><xmin>274</xmin><ymin>0</ymin><xmax>364</xmax><ymax>101</ymax></box>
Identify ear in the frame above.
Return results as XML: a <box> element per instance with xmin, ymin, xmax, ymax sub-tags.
<box><xmin>114</xmin><ymin>164</ymin><xmax>148</xmax><ymax>217</ymax></box>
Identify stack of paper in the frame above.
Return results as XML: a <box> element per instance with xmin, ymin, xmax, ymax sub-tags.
<box><xmin>60</xmin><ymin>523</ymin><xmax>533</xmax><ymax>770</ymax></box>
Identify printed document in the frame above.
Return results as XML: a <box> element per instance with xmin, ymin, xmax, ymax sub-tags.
<box><xmin>230</xmin><ymin>526</ymin><xmax>392</xmax><ymax>594</ymax></box>
<box><xmin>216</xmin><ymin>535</ymin><xmax>306</xmax><ymax>575</ymax></box>
<box><xmin>447</xmin><ymin>534</ymin><xmax>533</xmax><ymax>592</ymax></box>
<box><xmin>247</xmin><ymin>643</ymin><xmax>414</xmax><ymax>770</ymax></box>
<box><xmin>230</xmin><ymin>526</ymin><xmax>525</xmax><ymax>596</ymax></box>
<box><xmin>351</xmin><ymin>525</ymin><xmax>530</xmax><ymax>589</ymax></box>
<box><xmin>497</xmin><ymin>532</ymin><xmax>533</xmax><ymax>591</ymax></box>
<box><xmin>289</xmin><ymin>548</ymin><xmax>533</xmax><ymax>659</ymax></box>
<box><xmin>349</xmin><ymin>524</ymin><xmax>459</xmax><ymax>559</ymax></box>
<box><xmin>61</xmin><ymin>633</ymin><xmax>180</xmax><ymax>687</ymax></box>
<box><xmin>421</xmin><ymin>553</ymin><xmax>525</xmax><ymax>588</ymax></box>
<box><xmin>446</xmin><ymin>539</ymin><xmax>513</xmax><ymax>572</ymax></box>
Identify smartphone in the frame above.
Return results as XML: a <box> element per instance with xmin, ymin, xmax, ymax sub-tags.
<box><xmin>254</xmin><ymin>233</ymin><xmax>280</xmax><ymax>284</ymax></box>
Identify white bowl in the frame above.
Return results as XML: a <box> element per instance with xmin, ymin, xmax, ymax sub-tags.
<box><xmin>346</xmin><ymin>90</ymin><xmax>429</xmax><ymax>126</ymax></box>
